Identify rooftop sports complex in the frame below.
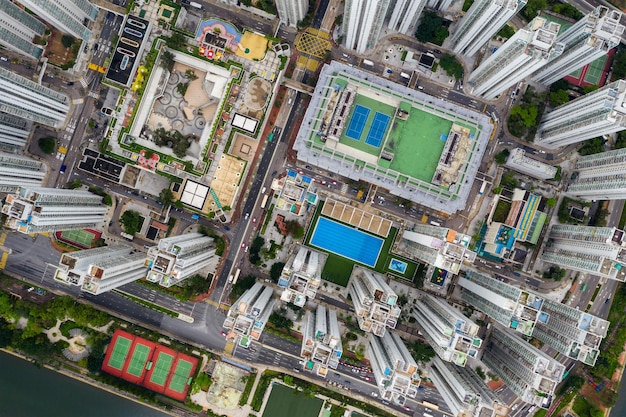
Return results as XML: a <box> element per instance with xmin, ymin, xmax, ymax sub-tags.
<box><xmin>101</xmin><ymin>329</ymin><xmax>198</xmax><ymax>401</ymax></box>
<box><xmin>294</xmin><ymin>61</ymin><xmax>493</xmax><ymax>214</ymax></box>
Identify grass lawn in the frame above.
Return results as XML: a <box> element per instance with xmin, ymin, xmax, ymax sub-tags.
<box><xmin>262</xmin><ymin>384</ymin><xmax>322</xmax><ymax>417</ymax></box>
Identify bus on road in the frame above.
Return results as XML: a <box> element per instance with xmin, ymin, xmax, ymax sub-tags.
<box><xmin>479</xmin><ymin>180</ymin><xmax>487</xmax><ymax>194</ymax></box>
<box><xmin>260</xmin><ymin>194</ymin><xmax>269</xmax><ymax>209</ymax></box>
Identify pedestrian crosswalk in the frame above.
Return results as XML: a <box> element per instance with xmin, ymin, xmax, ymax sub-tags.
<box><xmin>79</xmin><ymin>77</ymin><xmax>89</xmax><ymax>88</ymax></box>
<box><xmin>88</xmin><ymin>91</ymin><xmax>99</xmax><ymax>99</ymax></box>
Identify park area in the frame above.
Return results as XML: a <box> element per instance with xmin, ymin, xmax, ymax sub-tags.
<box><xmin>262</xmin><ymin>383</ymin><xmax>323</xmax><ymax>417</ymax></box>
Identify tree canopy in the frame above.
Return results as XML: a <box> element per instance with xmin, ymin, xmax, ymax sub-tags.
<box><xmin>158</xmin><ymin>187</ymin><xmax>174</xmax><ymax>207</ymax></box>
<box><xmin>612</xmin><ymin>49</ymin><xmax>626</xmax><ymax>81</ymax></box>
<box><xmin>120</xmin><ymin>210</ymin><xmax>143</xmax><ymax>235</ymax></box>
<box><xmin>439</xmin><ymin>54</ymin><xmax>464</xmax><ymax>79</ymax></box>
<box><xmin>38</xmin><ymin>137</ymin><xmax>56</xmax><ymax>154</ymax></box>
<box><xmin>415</xmin><ymin>11</ymin><xmax>449</xmax><ymax>46</ymax></box>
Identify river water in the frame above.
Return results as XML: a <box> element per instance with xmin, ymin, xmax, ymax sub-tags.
<box><xmin>0</xmin><ymin>351</ymin><xmax>169</xmax><ymax>417</ymax></box>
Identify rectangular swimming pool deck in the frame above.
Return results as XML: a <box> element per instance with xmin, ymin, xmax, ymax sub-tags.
<box><xmin>310</xmin><ymin>217</ymin><xmax>383</xmax><ymax>267</ymax></box>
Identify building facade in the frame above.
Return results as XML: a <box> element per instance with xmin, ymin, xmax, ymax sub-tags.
<box><xmin>0</xmin><ymin>0</ymin><xmax>45</xmax><ymax>59</ymax></box>
<box><xmin>456</xmin><ymin>269</ymin><xmax>541</xmax><ymax>336</ymax></box>
<box><xmin>146</xmin><ymin>233</ymin><xmax>217</xmax><ymax>287</ymax></box>
<box><xmin>348</xmin><ymin>266</ymin><xmax>401</xmax><ymax>336</ymax></box>
<box><xmin>55</xmin><ymin>244</ymin><xmax>149</xmax><ymax>295</ymax></box>
<box><xmin>342</xmin><ymin>0</ymin><xmax>390</xmax><ymax>54</ymax></box>
<box><xmin>17</xmin><ymin>0</ymin><xmax>98</xmax><ymax>41</ymax></box>
<box><xmin>2</xmin><ymin>186</ymin><xmax>107</xmax><ymax>233</ymax></box>
<box><xmin>533</xmin><ymin>298</ymin><xmax>608</xmax><ymax>366</ymax></box>
<box><xmin>542</xmin><ymin>224</ymin><xmax>626</xmax><ymax>281</ymax></box>
<box><xmin>426</xmin><ymin>0</ymin><xmax>455</xmax><ymax>11</ymax></box>
<box><xmin>275</xmin><ymin>0</ymin><xmax>308</xmax><ymax>28</ymax></box>
<box><xmin>0</xmin><ymin>66</ymin><xmax>70</xmax><ymax>128</ymax></box>
<box><xmin>278</xmin><ymin>245</ymin><xmax>326</xmax><ymax>307</ymax></box>
<box><xmin>567</xmin><ymin>147</ymin><xmax>626</xmax><ymax>200</ymax></box>
<box><xmin>535</xmin><ymin>80</ymin><xmax>626</xmax><ymax>149</ymax></box>
<box><xmin>428</xmin><ymin>356</ymin><xmax>508</xmax><ymax>417</ymax></box>
<box><xmin>223</xmin><ymin>282</ymin><xmax>276</xmax><ymax>348</ymax></box>
<box><xmin>452</xmin><ymin>0</ymin><xmax>527</xmax><ymax>57</ymax></box>
<box><xmin>395</xmin><ymin>224</ymin><xmax>475</xmax><ymax>276</ymax></box>
<box><xmin>505</xmin><ymin>147</ymin><xmax>558</xmax><ymax>180</ymax></box>
<box><xmin>468</xmin><ymin>16</ymin><xmax>562</xmax><ymax>100</ymax></box>
<box><xmin>387</xmin><ymin>0</ymin><xmax>427</xmax><ymax>35</ymax></box>
<box><xmin>482</xmin><ymin>324</ymin><xmax>565</xmax><ymax>408</ymax></box>
<box><xmin>0</xmin><ymin>112</ymin><xmax>31</xmax><ymax>151</ymax></box>
<box><xmin>412</xmin><ymin>291</ymin><xmax>482</xmax><ymax>366</ymax></box>
<box><xmin>0</xmin><ymin>151</ymin><xmax>45</xmax><ymax>193</ymax></box>
<box><xmin>532</xmin><ymin>7</ymin><xmax>624</xmax><ymax>85</ymax></box>
<box><xmin>368</xmin><ymin>330</ymin><xmax>420</xmax><ymax>405</ymax></box>
<box><xmin>300</xmin><ymin>305</ymin><xmax>342</xmax><ymax>377</ymax></box>
<box><xmin>456</xmin><ymin>268</ymin><xmax>610</xmax><ymax>365</ymax></box>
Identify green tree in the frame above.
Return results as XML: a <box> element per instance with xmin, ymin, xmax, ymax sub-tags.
<box><xmin>184</xmin><ymin>69</ymin><xmax>198</xmax><ymax>80</ymax></box>
<box><xmin>283</xmin><ymin>375</ymin><xmax>293</xmax><ymax>386</ymax></box>
<box><xmin>160</xmin><ymin>50</ymin><xmax>175</xmax><ymax>72</ymax></box>
<box><xmin>615</xmin><ymin>131</ymin><xmax>626</xmax><ymax>149</ymax></box>
<box><xmin>612</xmin><ymin>49</ymin><xmax>626</xmax><ymax>81</ymax></box>
<box><xmin>494</xmin><ymin>149</ymin><xmax>510</xmax><ymax>164</ymax></box>
<box><xmin>65</xmin><ymin>179</ymin><xmax>82</xmax><ymax>189</ymax></box>
<box><xmin>543</xmin><ymin>266</ymin><xmax>566</xmax><ymax>281</ymax></box>
<box><xmin>269</xmin><ymin>308</ymin><xmax>293</xmax><ymax>332</ymax></box>
<box><xmin>415</xmin><ymin>11</ymin><xmax>449</xmax><ymax>46</ymax></box>
<box><xmin>61</xmin><ymin>35</ymin><xmax>75</xmax><ymax>48</ymax></box>
<box><xmin>103</xmin><ymin>194</ymin><xmax>112</xmax><ymax>206</ymax></box>
<box><xmin>510</xmin><ymin>104</ymin><xmax>538</xmax><ymax>127</ymax></box>
<box><xmin>462</xmin><ymin>0</ymin><xmax>474</xmax><ymax>11</ymax></box>
<box><xmin>249</xmin><ymin>236</ymin><xmax>265</xmax><ymax>264</ymax></box>
<box><xmin>521</xmin><ymin>0</ymin><xmax>547</xmax><ymax>21</ymax></box>
<box><xmin>552</xmin><ymin>3</ymin><xmax>583</xmax><ymax>19</ymax></box>
<box><xmin>158</xmin><ymin>187</ymin><xmax>174</xmax><ymax>207</ymax></box>
<box><xmin>284</xmin><ymin>220</ymin><xmax>304</xmax><ymax>239</ymax></box>
<box><xmin>176</xmin><ymin>82</ymin><xmax>189</xmax><ymax>96</ymax></box>
<box><xmin>549</xmin><ymin>89</ymin><xmax>569</xmax><ymax>106</ymax></box>
<box><xmin>546</xmin><ymin>197</ymin><xmax>557</xmax><ymax>208</ymax></box>
<box><xmin>229</xmin><ymin>275</ymin><xmax>256</xmax><ymax>302</ymax></box>
<box><xmin>38</xmin><ymin>137</ymin><xmax>56</xmax><ymax>154</ymax></box>
<box><xmin>578</xmin><ymin>137</ymin><xmax>605</xmax><ymax>156</ymax></box>
<box><xmin>120</xmin><ymin>210</ymin><xmax>143</xmax><ymax>235</ymax></box>
<box><xmin>439</xmin><ymin>54</ymin><xmax>463</xmax><ymax>79</ymax></box>
<box><xmin>497</xmin><ymin>24</ymin><xmax>515</xmax><ymax>39</ymax></box>
<box><xmin>406</xmin><ymin>339</ymin><xmax>436</xmax><ymax>363</ymax></box>
<box><xmin>165</xmin><ymin>32</ymin><xmax>186</xmax><ymax>49</ymax></box>
<box><xmin>269</xmin><ymin>262</ymin><xmax>285</xmax><ymax>282</ymax></box>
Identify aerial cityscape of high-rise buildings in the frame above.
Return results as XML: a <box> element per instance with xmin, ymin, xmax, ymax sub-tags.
<box><xmin>0</xmin><ymin>0</ymin><xmax>624</xmax><ymax>415</ymax></box>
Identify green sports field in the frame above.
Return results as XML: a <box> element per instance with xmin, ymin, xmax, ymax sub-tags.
<box><xmin>60</xmin><ymin>229</ymin><xmax>96</xmax><ymax>247</ymax></box>
<box><xmin>150</xmin><ymin>352</ymin><xmax>173</xmax><ymax>386</ymax></box>
<box><xmin>386</xmin><ymin>107</ymin><xmax>452</xmax><ymax>182</ymax></box>
<box><xmin>169</xmin><ymin>359</ymin><xmax>193</xmax><ymax>393</ymax></box>
<box><xmin>108</xmin><ymin>336</ymin><xmax>132</xmax><ymax>370</ymax></box>
<box><xmin>127</xmin><ymin>343</ymin><xmax>150</xmax><ymax>377</ymax></box>
<box><xmin>262</xmin><ymin>384</ymin><xmax>323</xmax><ymax>417</ymax></box>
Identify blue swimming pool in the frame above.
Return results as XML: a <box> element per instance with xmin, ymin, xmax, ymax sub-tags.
<box><xmin>310</xmin><ymin>217</ymin><xmax>383</xmax><ymax>267</ymax></box>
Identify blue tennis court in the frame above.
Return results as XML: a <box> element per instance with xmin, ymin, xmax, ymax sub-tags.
<box><xmin>310</xmin><ymin>217</ymin><xmax>383</xmax><ymax>267</ymax></box>
<box><xmin>345</xmin><ymin>105</ymin><xmax>370</xmax><ymax>140</ymax></box>
<box><xmin>365</xmin><ymin>112</ymin><xmax>390</xmax><ymax>147</ymax></box>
